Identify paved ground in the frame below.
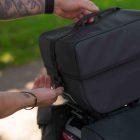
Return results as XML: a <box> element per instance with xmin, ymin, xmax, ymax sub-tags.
<box><xmin>0</xmin><ymin>60</ymin><xmax>43</xmax><ymax>140</ymax></box>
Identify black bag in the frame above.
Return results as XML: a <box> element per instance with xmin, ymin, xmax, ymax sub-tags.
<box><xmin>39</xmin><ymin>7</ymin><xmax>140</xmax><ymax>114</ymax></box>
<box><xmin>81</xmin><ymin>103</ymin><xmax>140</xmax><ymax>140</ymax></box>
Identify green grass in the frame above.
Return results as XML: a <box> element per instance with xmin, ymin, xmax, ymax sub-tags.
<box><xmin>0</xmin><ymin>15</ymin><xmax>70</xmax><ymax>68</ymax></box>
<box><xmin>0</xmin><ymin>0</ymin><xmax>140</xmax><ymax>69</ymax></box>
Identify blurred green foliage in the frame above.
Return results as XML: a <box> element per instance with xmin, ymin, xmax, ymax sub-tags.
<box><xmin>0</xmin><ymin>0</ymin><xmax>140</xmax><ymax>68</ymax></box>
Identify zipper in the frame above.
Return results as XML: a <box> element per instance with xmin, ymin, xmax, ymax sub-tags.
<box><xmin>62</xmin><ymin>19</ymin><xmax>140</xmax><ymax>47</ymax></box>
<box><xmin>50</xmin><ymin>14</ymin><xmax>140</xmax><ymax>82</ymax></box>
<box><xmin>49</xmin><ymin>29</ymin><xmax>74</xmax><ymax>87</ymax></box>
<box><xmin>61</xmin><ymin>52</ymin><xmax>140</xmax><ymax>81</ymax></box>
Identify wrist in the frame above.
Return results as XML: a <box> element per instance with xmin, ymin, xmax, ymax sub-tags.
<box><xmin>30</xmin><ymin>89</ymin><xmax>42</xmax><ymax>106</ymax></box>
<box><xmin>20</xmin><ymin>90</ymin><xmax>37</xmax><ymax>109</ymax></box>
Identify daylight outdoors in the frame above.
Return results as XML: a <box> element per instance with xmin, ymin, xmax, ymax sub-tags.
<box><xmin>0</xmin><ymin>0</ymin><xmax>139</xmax><ymax>68</ymax></box>
<box><xmin>0</xmin><ymin>0</ymin><xmax>140</xmax><ymax>140</ymax></box>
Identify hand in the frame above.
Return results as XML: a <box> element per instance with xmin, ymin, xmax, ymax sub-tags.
<box><xmin>32</xmin><ymin>74</ymin><xmax>63</xmax><ymax>106</ymax></box>
<box><xmin>33</xmin><ymin>74</ymin><xmax>52</xmax><ymax>89</ymax></box>
<box><xmin>54</xmin><ymin>0</ymin><xmax>99</xmax><ymax>21</ymax></box>
<box><xmin>31</xmin><ymin>87</ymin><xmax>63</xmax><ymax>106</ymax></box>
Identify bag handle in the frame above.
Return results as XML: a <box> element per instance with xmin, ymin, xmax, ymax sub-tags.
<box><xmin>75</xmin><ymin>7</ymin><xmax>120</xmax><ymax>28</ymax></box>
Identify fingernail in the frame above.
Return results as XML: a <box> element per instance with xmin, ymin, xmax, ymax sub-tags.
<box><xmin>55</xmin><ymin>87</ymin><xmax>64</xmax><ymax>95</ymax></box>
<box><xmin>60</xmin><ymin>87</ymin><xmax>64</xmax><ymax>91</ymax></box>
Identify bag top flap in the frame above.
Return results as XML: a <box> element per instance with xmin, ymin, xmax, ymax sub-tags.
<box><xmin>55</xmin><ymin>9</ymin><xmax>140</xmax><ymax>78</ymax></box>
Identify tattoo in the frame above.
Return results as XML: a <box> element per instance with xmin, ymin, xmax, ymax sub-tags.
<box><xmin>0</xmin><ymin>0</ymin><xmax>45</xmax><ymax>20</ymax></box>
<box><xmin>12</xmin><ymin>0</ymin><xmax>29</xmax><ymax>16</ymax></box>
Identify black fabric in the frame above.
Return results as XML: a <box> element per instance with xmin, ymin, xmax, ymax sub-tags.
<box><xmin>38</xmin><ymin>105</ymin><xmax>71</xmax><ymax>140</ymax></box>
<box><xmin>81</xmin><ymin>104</ymin><xmax>140</xmax><ymax>140</ymax></box>
<box><xmin>45</xmin><ymin>0</ymin><xmax>54</xmax><ymax>14</ymax></box>
<box><xmin>39</xmin><ymin>8</ymin><xmax>140</xmax><ymax>114</ymax></box>
<box><xmin>39</xmin><ymin>25</ymin><xmax>72</xmax><ymax>87</ymax></box>
<box><xmin>37</xmin><ymin>107</ymin><xmax>52</xmax><ymax>127</ymax></box>
<box><xmin>82</xmin><ymin>128</ymin><xmax>103</xmax><ymax>140</ymax></box>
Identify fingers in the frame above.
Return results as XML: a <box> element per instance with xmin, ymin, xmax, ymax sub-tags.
<box><xmin>81</xmin><ymin>10</ymin><xmax>94</xmax><ymax>23</ymax></box>
<box><xmin>33</xmin><ymin>75</ymin><xmax>51</xmax><ymax>89</ymax></box>
<box><xmin>51</xmin><ymin>87</ymin><xmax>64</xmax><ymax>98</ymax></box>
<box><xmin>82</xmin><ymin>9</ymin><xmax>91</xmax><ymax>16</ymax></box>
<box><xmin>44</xmin><ymin>76</ymin><xmax>51</xmax><ymax>88</ymax></box>
<box><xmin>79</xmin><ymin>1</ymin><xmax>98</xmax><ymax>22</ymax></box>
<box><xmin>33</xmin><ymin>77</ymin><xmax>41</xmax><ymax>89</ymax></box>
<box><xmin>58</xmin><ymin>8</ymin><xmax>83</xmax><ymax>20</ymax></box>
<box><xmin>39</xmin><ymin>75</ymin><xmax>46</xmax><ymax>87</ymax></box>
<box><xmin>80</xmin><ymin>0</ymin><xmax>99</xmax><ymax>13</ymax></box>
<box><xmin>74</xmin><ymin>13</ymin><xmax>84</xmax><ymax>21</ymax></box>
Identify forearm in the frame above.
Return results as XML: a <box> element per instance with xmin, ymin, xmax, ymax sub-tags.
<box><xmin>0</xmin><ymin>0</ymin><xmax>45</xmax><ymax>20</ymax></box>
<box><xmin>0</xmin><ymin>91</ymin><xmax>34</xmax><ymax>119</ymax></box>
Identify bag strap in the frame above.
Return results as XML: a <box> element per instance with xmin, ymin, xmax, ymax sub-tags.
<box><xmin>75</xmin><ymin>7</ymin><xmax>120</xmax><ymax>28</ymax></box>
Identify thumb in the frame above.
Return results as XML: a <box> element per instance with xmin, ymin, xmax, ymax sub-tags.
<box><xmin>51</xmin><ymin>87</ymin><xmax>64</xmax><ymax>98</ymax></box>
<box><xmin>80</xmin><ymin>0</ymin><xmax>99</xmax><ymax>12</ymax></box>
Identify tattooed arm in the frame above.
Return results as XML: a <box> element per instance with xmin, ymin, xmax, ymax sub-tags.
<box><xmin>0</xmin><ymin>0</ymin><xmax>99</xmax><ymax>20</ymax></box>
<box><xmin>0</xmin><ymin>0</ymin><xmax>45</xmax><ymax>20</ymax></box>
<box><xmin>0</xmin><ymin>87</ymin><xmax>63</xmax><ymax>119</ymax></box>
